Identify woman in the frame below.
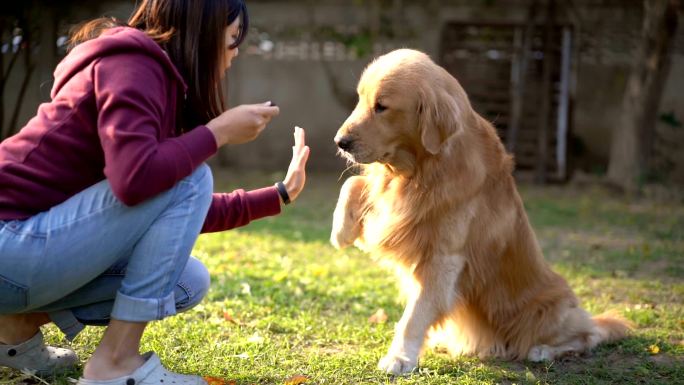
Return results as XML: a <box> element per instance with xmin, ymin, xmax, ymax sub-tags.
<box><xmin>0</xmin><ymin>0</ymin><xmax>309</xmax><ymax>383</ymax></box>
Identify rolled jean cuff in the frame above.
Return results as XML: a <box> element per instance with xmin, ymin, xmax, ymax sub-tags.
<box><xmin>110</xmin><ymin>291</ymin><xmax>177</xmax><ymax>322</ymax></box>
<box><xmin>48</xmin><ymin>310</ymin><xmax>85</xmax><ymax>341</ymax></box>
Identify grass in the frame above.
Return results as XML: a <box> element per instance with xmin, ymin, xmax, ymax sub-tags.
<box><xmin>1</xmin><ymin>171</ymin><xmax>683</xmax><ymax>384</ymax></box>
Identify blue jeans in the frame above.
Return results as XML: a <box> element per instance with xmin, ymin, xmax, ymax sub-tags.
<box><xmin>0</xmin><ymin>164</ymin><xmax>213</xmax><ymax>340</ymax></box>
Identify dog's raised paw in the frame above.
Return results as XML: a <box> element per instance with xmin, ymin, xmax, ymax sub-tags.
<box><xmin>377</xmin><ymin>353</ymin><xmax>417</xmax><ymax>375</ymax></box>
<box><xmin>330</xmin><ymin>225</ymin><xmax>358</xmax><ymax>249</ymax></box>
<box><xmin>329</xmin><ymin>232</ymin><xmax>348</xmax><ymax>249</ymax></box>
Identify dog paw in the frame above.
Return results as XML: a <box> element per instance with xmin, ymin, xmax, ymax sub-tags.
<box><xmin>527</xmin><ymin>345</ymin><xmax>553</xmax><ymax>362</ymax></box>
<box><xmin>377</xmin><ymin>352</ymin><xmax>417</xmax><ymax>375</ymax></box>
<box><xmin>330</xmin><ymin>232</ymin><xmax>349</xmax><ymax>249</ymax></box>
<box><xmin>330</xmin><ymin>227</ymin><xmax>356</xmax><ymax>249</ymax></box>
<box><xmin>329</xmin><ymin>234</ymin><xmax>344</xmax><ymax>249</ymax></box>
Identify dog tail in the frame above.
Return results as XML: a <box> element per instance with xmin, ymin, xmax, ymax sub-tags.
<box><xmin>592</xmin><ymin>311</ymin><xmax>633</xmax><ymax>343</ymax></box>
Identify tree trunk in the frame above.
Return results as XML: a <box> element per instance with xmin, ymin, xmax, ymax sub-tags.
<box><xmin>606</xmin><ymin>0</ymin><xmax>679</xmax><ymax>192</ymax></box>
<box><xmin>507</xmin><ymin>0</ymin><xmax>538</xmax><ymax>154</ymax></box>
<box><xmin>535</xmin><ymin>0</ymin><xmax>555</xmax><ymax>184</ymax></box>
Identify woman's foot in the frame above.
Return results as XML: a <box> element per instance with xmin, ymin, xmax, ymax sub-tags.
<box><xmin>81</xmin><ymin>319</ymin><xmax>147</xmax><ymax>380</ymax></box>
<box><xmin>78</xmin><ymin>353</ymin><xmax>206</xmax><ymax>385</ymax></box>
<box><xmin>83</xmin><ymin>351</ymin><xmax>147</xmax><ymax>380</ymax></box>
<box><xmin>80</xmin><ymin>320</ymin><xmax>203</xmax><ymax>383</ymax></box>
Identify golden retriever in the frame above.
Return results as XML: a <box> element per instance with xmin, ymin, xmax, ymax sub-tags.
<box><xmin>330</xmin><ymin>49</ymin><xmax>631</xmax><ymax>375</ymax></box>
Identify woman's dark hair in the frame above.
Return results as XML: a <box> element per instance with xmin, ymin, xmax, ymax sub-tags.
<box><xmin>69</xmin><ymin>0</ymin><xmax>249</xmax><ymax>131</ymax></box>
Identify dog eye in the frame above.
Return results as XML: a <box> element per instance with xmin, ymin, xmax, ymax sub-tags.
<box><xmin>374</xmin><ymin>102</ymin><xmax>388</xmax><ymax>114</ymax></box>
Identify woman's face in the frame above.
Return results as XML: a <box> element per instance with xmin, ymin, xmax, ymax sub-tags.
<box><xmin>223</xmin><ymin>17</ymin><xmax>241</xmax><ymax>71</ymax></box>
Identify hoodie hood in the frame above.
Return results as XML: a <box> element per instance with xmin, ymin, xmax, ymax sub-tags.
<box><xmin>52</xmin><ymin>27</ymin><xmax>187</xmax><ymax>98</ymax></box>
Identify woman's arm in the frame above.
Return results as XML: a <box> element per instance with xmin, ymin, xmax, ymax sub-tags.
<box><xmin>201</xmin><ymin>188</ymin><xmax>281</xmax><ymax>233</ymax></box>
<box><xmin>200</xmin><ymin>126</ymin><xmax>310</xmax><ymax>233</ymax></box>
<box><xmin>94</xmin><ymin>53</ymin><xmax>217</xmax><ymax>206</ymax></box>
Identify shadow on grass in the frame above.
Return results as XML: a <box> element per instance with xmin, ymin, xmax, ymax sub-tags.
<box><xmin>205</xmin><ymin>264</ymin><xmax>683</xmax><ymax>384</ymax></box>
<box><xmin>418</xmin><ymin>337</ymin><xmax>682</xmax><ymax>385</ymax></box>
<box><xmin>207</xmin><ymin>268</ymin><xmax>401</xmax><ymax>320</ymax></box>
<box><xmin>211</xmin><ymin>375</ymin><xmax>281</xmax><ymax>385</ymax></box>
<box><xmin>0</xmin><ymin>368</ymin><xmax>81</xmax><ymax>385</ymax></box>
<box><xmin>226</xmin><ymin>216</ymin><xmax>683</xmax><ymax>284</ymax></box>
<box><xmin>0</xmin><ymin>368</ymin><xmax>283</xmax><ymax>385</ymax></box>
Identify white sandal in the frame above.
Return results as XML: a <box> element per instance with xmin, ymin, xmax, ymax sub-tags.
<box><xmin>76</xmin><ymin>352</ymin><xmax>206</xmax><ymax>385</ymax></box>
<box><xmin>0</xmin><ymin>331</ymin><xmax>78</xmax><ymax>376</ymax></box>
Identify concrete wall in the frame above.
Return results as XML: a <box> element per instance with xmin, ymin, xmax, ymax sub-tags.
<box><xmin>218</xmin><ymin>1</ymin><xmax>432</xmax><ymax>172</ymax></box>
<box><xmin>573</xmin><ymin>53</ymin><xmax>684</xmax><ymax>166</ymax></box>
<box><xmin>3</xmin><ymin>0</ymin><xmax>683</xmax><ymax>178</ymax></box>
<box><xmin>215</xmin><ymin>1</ymin><xmax>532</xmax><ymax>172</ymax></box>
<box><xmin>223</xmin><ymin>59</ymin><xmax>365</xmax><ymax>172</ymax></box>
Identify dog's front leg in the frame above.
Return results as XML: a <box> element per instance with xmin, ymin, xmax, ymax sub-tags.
<box><xmin>378</xmin><ymin>257</ymin><xmax>465</xmax><ymax>375</ymax></box>
<box><xmin>330</xmin><ymin>176</ymin><xmax>366</xmax><ymax>249</ymax></box>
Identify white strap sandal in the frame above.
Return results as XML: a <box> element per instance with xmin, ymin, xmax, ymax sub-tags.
<box><xmin>0</xmin><ymin>331</ymin><xmax>78</xmax><ymax>376</ymax></box>
<box><xmin>77</xmin><ymin>352</ymin><xmax>207</xmax><ymax>385</ymax></box>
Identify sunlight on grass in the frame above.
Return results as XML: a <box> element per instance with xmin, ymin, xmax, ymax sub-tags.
<box><xmin>2</xmin><ymin>172</ymin><xmax>682</xmax><ymax>384</ymax></box>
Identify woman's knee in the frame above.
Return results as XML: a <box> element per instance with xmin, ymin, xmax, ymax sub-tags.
<box><xmin>190</xmin><ymin>163</ymin><xmax>213</xmax><ymax>197</ymax></box>
<box><xmin>49</xmin><ymin>257</ymin><xmax>209</xmax><ymax>327</ymax></box>
<box><xmin>175</xmin><ymin>257</ymin><xmax>210</xmax><ymax>312</ymax></box>
<box><xmin>190</xmin><ymin>163</ymin><xmax>213</xmax><ymax>207</ymax></box>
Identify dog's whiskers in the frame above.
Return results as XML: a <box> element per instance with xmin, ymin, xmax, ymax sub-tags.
<box><xmin>337</xmin><ymin>163</ymin><xmax>360</xmax><ymax>182</ymax></box>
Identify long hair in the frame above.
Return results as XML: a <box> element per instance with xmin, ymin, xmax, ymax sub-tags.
<box><xmin>69</xmin><ymin>0</ymin><xmax>249</xmax><ymax>131</ymax></box>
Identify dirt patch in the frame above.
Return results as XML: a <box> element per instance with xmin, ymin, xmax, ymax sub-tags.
<box><xmin>649</xmin><ymin>353</ymin><xmax>683</xmax><ymax>366</ymax></box>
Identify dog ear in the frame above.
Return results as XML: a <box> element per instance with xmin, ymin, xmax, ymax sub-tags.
<box><xmin>418</xmin><ymin>88</ymin><xmax>462</xmax><ymax>155</ymax></box>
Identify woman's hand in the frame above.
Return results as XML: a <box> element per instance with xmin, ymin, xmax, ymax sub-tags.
<box><xmin>282</xmin><ymin>126</ymin><xmax>310</xmax><ymax>203</ymax></box>
<box><xmin>206</xmin><ymin>102</ymin><xmax>280</xmax><ymax>147</ymax></box>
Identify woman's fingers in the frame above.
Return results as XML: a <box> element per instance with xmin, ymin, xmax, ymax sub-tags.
<box><xmin>296</xmin><ymin>128</ymin><xmax>309</xmax><ymax>167</ymax></box>
<box><xmin>297</xmin><ymin>145</ymin><xmax>310</xmax><ymax>166</ymax></box>
<box><xmin>283</xmin><ymin>126</ymin><xmax>309</xmax><ymax>200</ymax></box>
<box><xmin>300</xmin><ymin>146</ymin><xmax>310</xmax><ymax>168</ymax></box>
<box><xmin>293</xmin><ymin>126</ymin><xmax>305</xmax><ymax>150</ymax></box>
<box><xmin>256</xmin><ymin>104</ymin><xmax>280</xmax><ymax>118</ymax></box>
<box><xmin>292</xmin><ymin>126</ymin><xmax>307</xmax><ymax>161</ymax></box>
<box><xmin>292</xmin><ymin>126</ymin><xmax>306</xmax><ymax>156</ymax></box>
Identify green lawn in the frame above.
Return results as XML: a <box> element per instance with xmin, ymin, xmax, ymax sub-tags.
<box><xmin>2</xmin><ymin>171</ymin><xmax>683</xmax><ymax>384</ymax></box>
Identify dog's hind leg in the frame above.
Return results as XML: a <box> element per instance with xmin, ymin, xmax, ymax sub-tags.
<box><xmin>527</xmin><ymin>339</ymin><xmax>587</xmax><ymax>362</ymax></box>
<box><xmin>378</xmin><ymin>256</ymin><xmax>465</xmax><ymax>375</ymax></box>
<box><xmin>527</xmin><ymin>307</ymin><xmax>631</xmax><ymax>362</ymax></box>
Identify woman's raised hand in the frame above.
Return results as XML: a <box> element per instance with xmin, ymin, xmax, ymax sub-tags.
<box><xmin>282</xmin><ymin>126</ymin><xmax>310</xmax><ymax>203</ymax></box>
<box><xmin>206</xmin><ymin>102</ymin><xmax>280</xmax><ymax>147</ymax></box>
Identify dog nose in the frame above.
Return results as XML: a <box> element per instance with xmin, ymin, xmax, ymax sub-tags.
<box><xmin>335</xmin><ymin>136</ymin><xmax>354</xmax><ymax>151</ymax></box>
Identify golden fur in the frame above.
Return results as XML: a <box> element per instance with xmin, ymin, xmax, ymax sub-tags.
<box><xmin>331</xmin><ymin>49</ymin><xmax>631</xmax><ymax>374</ymax></box>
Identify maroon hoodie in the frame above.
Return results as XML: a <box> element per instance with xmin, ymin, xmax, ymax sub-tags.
<box><xmin>0</xmin><ymin>27</ymin><xmax>280</xmax><ymax>233</ymax></box>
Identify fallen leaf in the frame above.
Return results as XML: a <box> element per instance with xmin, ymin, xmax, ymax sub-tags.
<box><xmin>284</xmin><ymin>374</ymin><xmax>310</xmax><ymax>384</ymax></box>
<box><xmin>648</xmin><ymin>344</ymin><xmax>660</xmax><ymax>354</ymax></box>
<box><xmin>222</xmin><ymin>311</ymin><xmax>243</xmax><ymax>325</ymax></box>
<box><xmin>368</xmin><ymin>308</ymin><xmax>388</xmax><ymax>324</ymax></box>
<box><xmin>204</xmin><ymin>377</ymin><xmax>237</xmax><ymax>385</ymax></box>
